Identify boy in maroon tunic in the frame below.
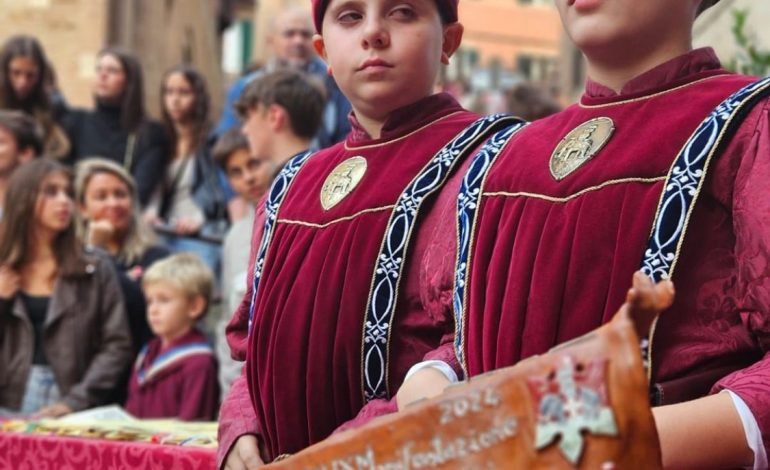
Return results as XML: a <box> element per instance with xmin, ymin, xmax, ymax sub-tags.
<box><xmin>125</xmin><ymin>253</ymin><xmax>219</xmax><ymax>421</ymax></box>
<box><xmin>398</xmin><ymin>0</ymin><xmax>770</xmax><ymax>468</ymax></box>
<box><xmin>217</xmin><ymin>0</ymin><xmax>521</xmax><ymax>467</ymax></box>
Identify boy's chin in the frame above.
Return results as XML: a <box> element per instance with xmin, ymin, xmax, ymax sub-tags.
<box><xmin>568</xmin><ymin>26</ymin><xmax>631</xmax><ymax>58</ymax></box>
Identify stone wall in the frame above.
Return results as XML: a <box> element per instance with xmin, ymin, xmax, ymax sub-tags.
<box><xmin>0</xmin><ymin>0</ymin><xmax>109</xmax><ymax>108</ymax></box>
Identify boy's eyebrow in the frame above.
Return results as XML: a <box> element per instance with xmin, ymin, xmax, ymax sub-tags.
<box><xmin>327</xmin><ymin>0</ymin><xmax>365</xmax><ymax>14</ymax></box>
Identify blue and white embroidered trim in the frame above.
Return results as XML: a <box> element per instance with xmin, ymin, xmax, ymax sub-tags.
<box><xmin>247</xmin><ymin>150</ymin><xmax>314</xmax><ymax>333</ymax></box>
<box><xmin>363</xmin><ymin>114</ymin><xmax>522</xmax><ymax>401</ymax></box>
<box><xmin>135</xmin><ymin>342</ymin><xmax>213</xmax><ymax>386</ymax></box>
<box><xmin>641</xmin><ymin>76</ymin><xmax>770</xmax><ymax>282</ymax></box>
<box><xmin>451</xmin><ymin>123</ymin><xmax>528</xmax><ymax>378</ymax></box>
<box><xmin>640</xmin><ymin>77</ymin><xmax>770</xmax><ymax>373</ymax></box>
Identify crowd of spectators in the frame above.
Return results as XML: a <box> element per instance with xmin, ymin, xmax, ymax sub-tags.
<box><xmin>0</xmin><ymin>10</ymin><xmax>559</xmax><ymax>422</ymax></box>
<box><xmin>0</xmin><ymin>21</ymin><xmax>339</xmax><ymax>421</ymax></box>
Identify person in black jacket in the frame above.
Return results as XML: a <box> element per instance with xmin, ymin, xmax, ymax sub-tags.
<box><xmin>61</xmin><ymin>47</ymin><xmax>167</xmax><ymax>207</ymax></box>
<box><xmin>144</xmin><ymin>65</ymin><xmax>227</xmax><ymax>276</ymax></box>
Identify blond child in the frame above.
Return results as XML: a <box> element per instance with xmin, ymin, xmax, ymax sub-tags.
<box><xmin>126</xmin><ymin>253</ymin><xmax>219</xmax><ymax>421</ymax></box>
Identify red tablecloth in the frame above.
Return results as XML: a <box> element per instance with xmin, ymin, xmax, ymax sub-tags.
<box><xmin>0</xmin><ymin>431</ymin><xmax>216</xmax><ymax>469</ymax></box>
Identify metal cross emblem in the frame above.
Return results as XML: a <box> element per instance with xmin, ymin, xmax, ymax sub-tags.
<box><xmin>320</xmin><ymin>156</ymin><xmax>368</xmax><ymax>210</ymax></box>
<box><xmin>528</xmin><ymin>355</ymin><xmax>618</xmax><ymax>464</ymax></box>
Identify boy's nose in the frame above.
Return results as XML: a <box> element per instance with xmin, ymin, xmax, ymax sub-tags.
<box><xmin>361</xmin><ymin>19</ymin><xmax>390</xmax><ymax>49</ymax></box>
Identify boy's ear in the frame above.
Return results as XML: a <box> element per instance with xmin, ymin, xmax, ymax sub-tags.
<box><xmin>441</xmin><ymin>23</ymin><xmax>464</xmax><ymax>66</ymax></box>
<box><xmin>313</xmin><ymin>34</ymin><xmax>333</xmax><ymax>76</ymax></box>
<box><xmin>313</xmin><ymin>34</ymin><xmax>327</xmax><ymax>61</ymax></box>
<box><xmin>267</xmin><ymin>104</ymin><xmax>287</xmax><ymax>131</ymax></box>
<box><xmin>188</xmin><ymin>295</ymin><xmax>207</xmax><ymax>320</ymax></box>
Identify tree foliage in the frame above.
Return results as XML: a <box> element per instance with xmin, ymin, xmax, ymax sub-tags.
<box><xmin>727</xmin><ymin>8</ymin><xmax>770</xmax><ymax>76</ymax></box>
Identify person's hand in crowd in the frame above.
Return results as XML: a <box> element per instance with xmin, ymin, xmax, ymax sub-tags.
<box><xmin>142</xmin><ymin>208</ymin><xmax>163</xmax><ymax>227</ymax></box>
<box><xmin>173</xmin><ymin>217</ymin><xmax>202</xmax><ymax>236</ymax></box>
<box><xmin>224</xmin><ymin>435</ymin><xmax>264</xmax><ymax>470</ymax></box>
<box><xmin>0</xmin><ymin>266</ymin><xmax>20</xmax><ymax>300</ymax></box>
<box><xmin>86</xmin><ymin>219</ymin><xmax>115</xmax><ymax>249</ymax></box>
<box><xmin>36</xmin><ymin>402</ymin><xmax>73</xmax><ymax>418</ymax></box>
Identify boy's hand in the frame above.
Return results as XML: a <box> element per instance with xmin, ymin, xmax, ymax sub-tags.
<box><xmin>395</xmin><ymin>367</ymin><xmax>451</xmax><ymax>411</ymax></box>
<box><xmin>0</xmin><ymin>266</ymin><xmax>19</xmax><ymax>300</ymax></box>
<box><xmin>224</xmin><ymin>435</ymin><xmax>264</xmax><ymax>470</ymax></box>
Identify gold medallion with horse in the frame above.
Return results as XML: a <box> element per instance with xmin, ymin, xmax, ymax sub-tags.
<box><xmin>320</xmin><ymin>156</ymin><xmax>368</xmax><ymax>210</ymax></box>
<box><xmin>549</xmin><ymin>117</ymin><xmax>615</xmax><ymax>181</ymax></box>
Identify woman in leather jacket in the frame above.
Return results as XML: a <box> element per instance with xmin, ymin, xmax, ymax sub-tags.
<box><xmin>0</xmin><ymin>159</ymin><xmax>131</xmax><ymax>416</ymax></box>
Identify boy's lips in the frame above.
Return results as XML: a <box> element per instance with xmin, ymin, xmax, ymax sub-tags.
<box><xmin>357</xmin><ymin>58</ymin><xmax>394</xmax><ymax>71</ymax></box>
<box><xmin>569</xmin><ymin>0</ymin><xmax>603</xmax><ymax>11</ymax></box>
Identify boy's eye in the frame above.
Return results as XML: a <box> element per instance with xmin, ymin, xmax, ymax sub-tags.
<box><xmin>390</xmin><ymin>5</ymin><xmax>416</xmax><ymax>19</ymax></box>
<box><xmin>337</xmin><ymin>10</ymin><xmax>363</xmax><ymax>23</ymax></box>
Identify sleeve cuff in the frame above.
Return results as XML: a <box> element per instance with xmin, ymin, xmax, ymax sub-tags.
<box><xmin>722</xmin><ymin>389</ymin><xmax>768</xmax><ymax>470</ymax></box>
<box><xmin>404</xmin><ymin>360</ymin><xmax>459</xmax><ymax>384</ymax></box>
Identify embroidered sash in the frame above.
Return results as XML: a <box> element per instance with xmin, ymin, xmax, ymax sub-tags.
<box><xmin>639</xmin><ymin>76</ymin><xmax>770</xmax><ymax>368</ymax></box>
<box><xmin>134</xmin><ymin>342</ymin><xmax>213</xmax><ymax>386</ymax></box>
<box><xmin>451</xmin><ymin>122</ymin><xmax>528</xmax><ymax>377</ymax></box>
<box><xmin>247</xmin><ymin>149</ymin><xmax>314</xmax><ymax>332</ymax></box>
<box><xmin>363</xmin><ymin>114</ymin><xmax>520</xmax><ymax>400</ymax></box>
<box><xmin>246</xmin><ymin>115</ymin><xmax>519</xmax><ymax>402</ymax></box>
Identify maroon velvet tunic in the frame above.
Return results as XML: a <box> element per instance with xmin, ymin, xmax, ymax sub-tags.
<box><xmin>125</xmin><ymin>329</ymin><xmax>219</xmax><ymax>421</ymax></box>
<box><xmin>218</xmin><ymin>94</ymin><xmax>481</xmax><ymax>464</ymax></box>
<box><xmin>451</xmin><ymin>49</ymin><xmax>770</xmax><ymax>453</ymax></box>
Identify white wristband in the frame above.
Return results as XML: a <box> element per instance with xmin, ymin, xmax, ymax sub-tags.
<box><xmin>404</xmin><ymin>360</ymin><xmax>459</xmax><ymax>384</ymax></box>
<box><xmin>723</xmin><ymin>390</ymin><xmax>768</xmax><ymax>470</ymax></box>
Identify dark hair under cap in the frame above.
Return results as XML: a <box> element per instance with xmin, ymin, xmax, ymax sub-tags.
<box><xmin>698</xmin><ymin>0</ymin><xmax>720</xmax><ymax>14</ymax></box>
<box><xmin>311</xmin><ymin>0</ymin><xmax>459</xmax><ymax>33</ymax></box>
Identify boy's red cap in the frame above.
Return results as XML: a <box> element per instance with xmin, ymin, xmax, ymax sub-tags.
<box><xmin>312</xmin><ymin>0</ymin><xmax>459</xmax><ymax>32</ymax></box>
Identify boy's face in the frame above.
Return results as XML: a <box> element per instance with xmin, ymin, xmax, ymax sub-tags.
<box><xmin>225</xmin><ymin>148</ymin><xmax>272</xmax><ymax>205</ymax></box>
<box><xmin>241</xmin><ymin>104</ymin><xmax>274</xmax><ymax>159</ymax></box>
<box><xmin>555</xmin><ymin>0</ymin><xmax>694</xmax><ymax>61</ymax></box>
<box><xmin>314</xmin><ymin>0</ymin><xmax>463</xmax><ymax>121</ymax></box>
<box><xmin>144</xmin><ymin>282</ymin><xmax>204</xmax><ymax>342</ymax></box>
<box><xmin>0</xmin><ymin>126</ymin><xmax>27</xmax><ymax>177</ymax></box>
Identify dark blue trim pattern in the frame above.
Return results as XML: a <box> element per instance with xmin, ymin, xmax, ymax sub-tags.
<box><xmin>641</xmin><ymin>76</ymin><xmax>770</xmax><ymax>282</ymax></box>
<box><xmin>640</xmin><ymin>77</ymin><xmax>770</xmax><ymax>372</ymax></box>
<box><xmin>363</xmin><ymin>114</ymin><xmax>520</xmax><ymax>401</ymax></box>
<box><xmin>451</xmin><ymin>123</ymin><xmax>528</xmax><ymax>377</ymax></box>
<box><xmin>248</xmin><ymin>150</ymin><xmax>314</xmax><ymax>333</ymax></box>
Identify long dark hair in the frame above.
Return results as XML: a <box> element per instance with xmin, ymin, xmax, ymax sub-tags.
<box><xmin>97</xmin><ymin>47</ymin><xmax>146</xmax><ymax>133</ymax></box>
<box><xmin>0</xmin><ymin>35</ymin><xmax>51</xmax><ymax>113</ymax></box>
<box><xmin>160</xmin><ymin>65</ymin><xmax>211</xmax><ymax>152</ymax></box>
<box><xmin>0</xmin><ymin>159</ymin><xmax>87</xmax><ymax>277</ymax></box>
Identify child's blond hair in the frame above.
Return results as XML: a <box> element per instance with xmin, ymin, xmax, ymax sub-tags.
<box><xmin>143</xmin><ymin>253</ymin><xmax>214</xmax><ymax>312</ymax></box>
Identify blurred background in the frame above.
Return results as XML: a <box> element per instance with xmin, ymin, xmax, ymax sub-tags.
<box><xmin>1</xmin><ymin>0</ymin><xmax>767</xmax><ymax>121</ymax></box>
